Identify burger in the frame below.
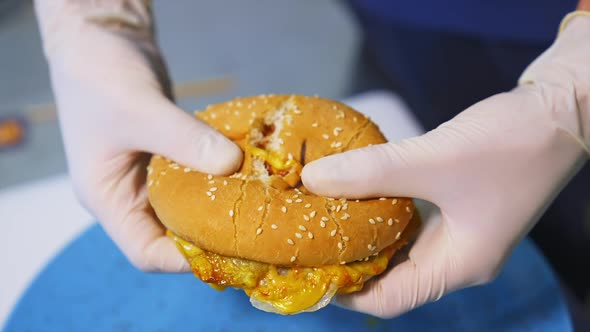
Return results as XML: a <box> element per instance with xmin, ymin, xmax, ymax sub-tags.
<box><xmin>146</xmin><ymin>95</ymin><xmax>420</xmax><ymax>315</ymax></box>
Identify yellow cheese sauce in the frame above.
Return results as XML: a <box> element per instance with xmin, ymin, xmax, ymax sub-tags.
<box><xmin>168</xmin><ymin>231</ymin><xmax>395</xmax><ymax>315</ymax></box>
<box><xmin>247</xmin><ymin>146</ymin><xmax>297</xmax><ymax>171</ymax></box>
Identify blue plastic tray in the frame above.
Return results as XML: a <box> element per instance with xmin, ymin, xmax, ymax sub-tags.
<box><xmin>4</xmin><ymin>224</ymin><xmax>571</xmax><ymax>331</ymax></box>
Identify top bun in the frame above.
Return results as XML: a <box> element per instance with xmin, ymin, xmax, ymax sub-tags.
<box><xmin>147</xmin><ymin>95</ymin><xmax>415</xmax><ymax>266</ymax></box>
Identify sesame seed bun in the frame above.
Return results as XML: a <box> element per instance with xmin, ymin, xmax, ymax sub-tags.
<box><xmin>147</xmin><ymin>95</ymin><xmax>416</xmax><ymax>266</ymax></box>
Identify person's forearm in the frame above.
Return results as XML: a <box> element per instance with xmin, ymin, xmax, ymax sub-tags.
<box><xmin>579</xmin><ymin>0</ymin><xmax>590</xmax><ymax>10</ymax></box>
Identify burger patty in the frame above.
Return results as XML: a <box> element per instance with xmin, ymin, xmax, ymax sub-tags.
<box><xmin>168</xmin><ymin>212</ymin><xmax>419</xmax><ymax>315</ymax></box>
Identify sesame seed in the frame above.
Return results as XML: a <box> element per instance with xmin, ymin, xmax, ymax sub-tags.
<box><xmin>229</xmin><ymin>210</ymin><xmax>234</xmax><ymax>217</ymax></box>
<box><xmin>248</xmin><ymin>119</ymin><xmax>254</xmax><ymax>125</ymax></box>
<box><xmin>160</xmin><ymin>171</ymin><xmax>167</xmax><ymax>176</ymax></box>
<box><xmin>183</xmin><ymin>167</ymin><xmax>191</xmax><ymax>173</ymax></box>
<box><xmin>321</xmin><ymin>216</ymin><xmax>330</xmax><ymax>222</ymax></box>
<box><xmin>376</xmin><ymin>217</ymin><xmax>383</xmax><ymax>222</ymax></box>
<box><xmin>278</xmin><ymin>138</ymin><xmax>284</xmax><ymax>145</ymax></box>
<box><xmin>258</xmin><ymin>205</ymin><xmax>264</xmax><ymax>211</ymax></box>
<box><xmin>310</xmin><ymin>211</ymin><xmax>317</xmax><ymax>218</ymax></box>
<box><xmin>308</xmin><ymin>232</ymin><xmax>314</xmax><ymax>239</ymax></box>
<box><xmin>320</xmin><ymin>221</ymin><xmax>326</xmax><ymax>228</ymax></box>
<box><xmin>287</xmin><ymin>153</ymin><xmax>294</xmax><ymax>160</ymax></box>
<box><xmin>395</xmin><ymin>218</ymin><xmax>400</xmax><ymax>223</ymax></box>
<box><xmin>303</xmin><ymin>215</ymin><xmax>310</xmax><ymax>221</ymax></box>
<box><xmin>295</xmin><ymin>232</ymin><xmax>303</xmax><ymax>239</ymax></box>
<box><xmin>256</xmin><ymin>228</ymin><xmax>263</xmax><ymax>235</ymax></box>
<box><xmin>330</xmin><ymin>230</ymin><xmax>337</xmax><ymax>237</ymax></box>
<box><xmin>223</xmin><ymin>180</ymin><xmax>228</xmax><ymax>186</ymax></box>
<box><xmin>343</xmin><ymin>236</ymin><xmax>350</xmax><ymax>242</ymax></box>
<box><xmin>207</xmin><ymin>174</ymin><xmax>213</xmax><ymax>180</ymax></box>
<box><xmin>210</xmin><ymin>187</ymin><xmax>218</xmax><ymax>192</ymax></box>
<box><xmin>281</xmin><ymin>206</ymin><xmax>287</xmax><ymax>213</ymax></box>
<box><xmin>387</xmin><ymin>218</ymin><xmax>393</xmax><ymax>226</ymax></box>
<box><xmin>290</xmin><ymin>256</ymin><xmax>296</xmax><ymax>262</ymax></box>
<box><xmin>312</xmin><ymin>122</ymin><xmax>319</xmax><ymax>128</ymax></box>
<box><xmin>295</xmin><ymin>199</ymin><xmax>303</xmax><ymax>203</ymax></box>
<box><xmin>396</xmin><ymin>232</ymin><xmax>401</xmax><ymax>240</ymax></box>
<box><xmin>211</xmin><ymin>113</ymin><xmax>217</xmax><ymax>119</ymax></box>
<box><xmin>251</xmin><ymin>112</ymin><xmax>256</xmax><ymax>117</ymax></box>
<box><xmin>392</xmin><ymin>199</ymin><xmax>398</xmax><ymax>205</ymax></box>
<box><xmin>211</xmin><ymin>195</ymin><xmax>216</xmax><ymax>200</ymax></box>
<box><xmin>285</xmin><ymin>132</ymin><xmax>292</xmax><ymax>137</ymax></box>
<box><xmin>379</xmin><ymin>197</ymin><xmax>387</xmax><ymax>201</ymax></box>
<box><xmin>147</xmin><ymin>168</ymin><xmax>153</xmax><ymax>175</ymax></box>
<box><xmin>340</xmin><ymin>261</ymin><xmax>346</xmax><ymax>265</ymax></box>
<box><xmin>147</xmin><ymin>180</ymin><xmax>153</xmax><ymax>187</ymax></box>
<box><xmin>234</xmin><ymin>111</ymin><xmax>240</xmax><ymax>116</ymax></box>
<box><xmin>342</xmin><ymin>204</ymin><xmax>348</xmax><ymax>210</ymax></box>
<box><xmin>368</xmin><ymin>244</ymin><xmax>375</xmax><ymax>251</ymax></box>
<box><xmin>287</xmin><ymin>239</ymin><xmax>294</xmax><ymax>245</ymax></box>
<box><xmin>330</xmin><ymin>206</ymin><xmax>336</xmax><ymax>211</ymax></box>
<box><xmin>406</xmin><ymin>206</ymin><xmax>412</xmax><ymax>213</ymax></box>
<box><xmin>293</xmin><ymin>194</ymin><xmax>299</xmax><ymax>199</ymax></box>
<box><xmin>208</xmin><ymin>180</ymin><xmax>215</xmax><ymax>184</ymax></box>
<box><xmin>332</xmin><ymin>142</ymin><xmax>342</xmax><ymax>148</ymax></box>
<box><xmin>322</xmin><ymin>134</ymin><xmax>330</xmax><ymax>140</ymax></box>
<box><xmin>336</xmin><ymin>205</ymin><xmax>342</xmax><ymax>212</ymax></box>
<box><xmin>224</xmin><ymin>124</ymin><xmax>231</xmax><ymax>131</ymax></box>
<box><xmin>271</xmin><ymin>224</ymin><xmax>278</xmax><ymax>230</ymax></box>
<box><xmin>364</xmin><ymin>257</ymin><xmax>370</xmax><ymax>261</ymax></box>
<box><xmin>299</xmin><ymin>225</ymin><xmax>307</xmax><ymax>231</ymax></box>
<box><xmin>206</xmin><ymin>191</ymin><xmax>212</xmax><ymax>196</ymax></box>
<box><xmin>304</xmin><ymin>203</ymin><xmax>312</xmax><ymax>208</ymax></box>
<box><xmin>293</xmin><ymin>109</ymin><xmax>302</xmax><ymax>114</ymax></box>
<box><xmin>337</xmin><ymin>242</ymin><xmax>343</xmax><ymax>250</ymax></box>
<box><xmin>369</xmin><ymin>218</ymin><xmax>376</xmax><ymax>224</ymax></box>
<box><xmin>286</xmin><ymin>199</ymin><xmax>293</xmax><ymax>204</ymax></box>
<box><xmin>340</xmin><ymin>213</ymin><xmax>350</xmax><ymax>220</ymax></box>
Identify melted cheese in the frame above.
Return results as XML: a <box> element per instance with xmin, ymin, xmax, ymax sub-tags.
<box><xmin>247</xmin><ymin>145</ymin><xmax>297</xmax><ymax>171</ymax></box>
<box><xmin>168</xmin><ymin>231</ymin><xmax>394</xmax><ymax>315</ymax></box>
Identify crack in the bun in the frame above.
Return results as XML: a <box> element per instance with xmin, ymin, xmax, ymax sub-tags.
<box><xmin>342</xmin><ymin>117</ymin><xmax>371</xmax><ymax>151</ymax></box>
<box><xmin>256</xmin><ymin>186</ymin><xmax>272</xmax><ymax>245</ymax></box>
<box><xmin>323</xmin><ymin>198</ymin><xmax>346</xmax><ymax>262</ymax></box>
<box><xmin>232</xmin><ymin>179</ymin><xmax>249</xmax><ymax>256</ymax></box>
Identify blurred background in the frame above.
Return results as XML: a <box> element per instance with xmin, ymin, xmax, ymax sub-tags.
<box><xmin>0</xmin><ymin>0</ymin><xmax>366</xmax><ymax>188</ymax></box>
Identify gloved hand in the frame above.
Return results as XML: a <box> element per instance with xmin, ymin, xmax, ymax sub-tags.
<box><xmin>34</xmin><ymin>0</ymin><xmax>242</xmax><ymax>272</ymax></box>
<box><xmin>302</xmin><ymin>12</ymin><xmax>590</xmax><ymax>318</ymax></box>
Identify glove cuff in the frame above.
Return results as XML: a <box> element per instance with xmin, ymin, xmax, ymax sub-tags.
<box><xmin>559</xmin><ymin>10</ymin><xmax>590</xmax><ymax>33</ymax></box>
<box><xmin>518</xmin><ymin>11</ymin><xmax>590</xmax><ymax>156</ymax></box>
<box><xmin>34</xmin><ymin>0</ymin><xmax>155</xmax><ymax>59</ymax></box>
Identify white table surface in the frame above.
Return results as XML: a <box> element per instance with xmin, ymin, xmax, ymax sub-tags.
<box><xmin>0</xmin><ymin>90</ymin><xmax>424</xmax><ymax>326</ymax></box>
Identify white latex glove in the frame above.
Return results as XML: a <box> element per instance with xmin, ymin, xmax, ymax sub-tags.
<box><xmin>34</xmin><ymin>0</ymin><xmax>242</xmax><ymax>272</ymax></box>
<box><xmin>302</xmin><ymin>12</ymin><xmax>590</xmax><ymax>318</ymax></box>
